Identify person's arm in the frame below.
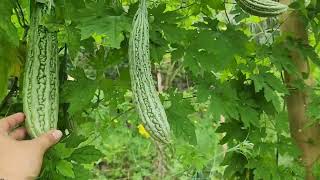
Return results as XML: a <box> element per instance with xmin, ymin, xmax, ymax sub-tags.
<box><xmin>0</xmin><ymin>113</ymin><xmax>62</xmax><ymax>179</ymax></box>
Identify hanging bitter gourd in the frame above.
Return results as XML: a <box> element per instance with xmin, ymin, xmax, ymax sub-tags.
<box><xmin>235</xmin><ymin>0</ymin><xmax>288</xmax><ymax>17</ymax></box>
<box><xmin>129</xmin><ymin>0</ymin><xmax>171</xmax><ymax>144</ymax></box>
<box><xmin>23</xmin><ymin>2</ymin><xmax>59</xmax><ymax>138</ymax></box>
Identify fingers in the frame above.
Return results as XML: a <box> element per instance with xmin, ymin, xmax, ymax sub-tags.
<box><xmin>0</xmin><ymin>113</ymin><xmax>25</xmax><ymax>133</ymax></box>
<box><xmin>31</xmin><ymin>130</ymin><xmax>63</xmax><ymax>152</ymax></box>
<box><xmin>10</xmin><ymin>127</ymin><xmax>28</xmax><ymax>140</ymax></box>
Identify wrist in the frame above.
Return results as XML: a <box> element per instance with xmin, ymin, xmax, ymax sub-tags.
<box><xmin>0</xmin><ymin>173</ymin><xmax>35</xmax><ymax>180</ymax></box>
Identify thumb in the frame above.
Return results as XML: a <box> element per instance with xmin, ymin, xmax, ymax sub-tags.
<box><xmin>32</xmin><ymin>130</ymin><xmax>63</xmax><ymax>152</ymax></box>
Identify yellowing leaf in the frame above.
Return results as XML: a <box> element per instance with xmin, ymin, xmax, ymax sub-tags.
<box><xmin>138</xmin><ymin>124</ymin><xmax>150</xmax><ymax>139</ymax></box>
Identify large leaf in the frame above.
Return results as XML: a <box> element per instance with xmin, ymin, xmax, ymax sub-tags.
<box><xmin>69</xmin><ymin>146</ymin><xmax>103</xmax><ymax>164</ymax></box>
<box><xmin>167</xmin><ymin>93</ymin><xmax>197</xmax><ymax>145</ymax></box>
<box><xmin>77</xmin><ymin>15</ymin><xmax>131</xmax><ymax>48</ymax></box>
<box><xmin>61</xmin><ymin>70</ymin><xmax>98</xmax><ymax>115</ymax></box>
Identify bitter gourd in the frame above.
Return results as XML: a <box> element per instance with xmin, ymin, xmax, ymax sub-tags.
<box><xmin>235</xmin><ymin>0</ymin><xmax>288</xmax><ymax>17</ymax></box>
<box><xmin>129</xmin><ymin>0</ymin><xmax>171</xmax><ymax>144</ymax></box>
<box><xmin>23</xmin><ymin>2</ymin><xmax>59</xmax><ymax>138</ymax></box>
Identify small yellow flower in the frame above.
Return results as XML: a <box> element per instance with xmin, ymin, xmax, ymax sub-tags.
<box><xmin>138</xmin><ymin>124</ymin><xmax>150</xmax><ymax>139</ymax></box>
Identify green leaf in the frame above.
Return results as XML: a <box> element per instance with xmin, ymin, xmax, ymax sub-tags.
<box><xmin>65</xmin><ymin>25</ymin><xmax>81</xmax><ymax>59</ymax></box>
<box><xmin>196</xmin><ymin>83</ymin><xmax>212</xmax><ymax>103</ymax></box>
<box><xmin>274</xmin><ymin>111</ymin><xmax>289</xmax><ymax>133</ymax></box>
<box><xmin>239</xmin><ymin>106</ymin><xmax>259</xmax><ymax>127</ymax></box>
<box><xmin>209</xmin><ymin>94</ymin><xmax>226</xmax><ymax>120</ymax></box>
<box><xmin>70</xmin><ymin>146</ymin><xmax>103</xmax><ymax>164</ymax></box>
<box><xmin>185</xmin><ymin>29</ymin><xmax>250</xmax><ymax>74</ymax></box>
<box><xmin>77</xmin><ymin>15</ymin><xmax>131</xmax><ymax>48</ymax></box>
<box><xmin>269</xmin><ymin>42</ymin><xmax>297</xmax><ymax>74</ymax></box>
<box><xmin>64</xmin><ymin>134</ymin><xmax>87</xmax><ymax>148</ymax></box>
<box><xmin>221</xmin><ymin>152</ymin><xmax>248</xmax><ymax>178</ymax></box>
<box><xmin>0</xmin><ymin>39</ymin><xmax>20</xmax><ymax>102</ymax></box>
<box><xmin>160</xmin><ymin>24</ymin><xmax>191</xmax><ymax>44</ymax></box>
<box><xmin>61</xmin><ymin>70</ymin><xmax>98</xmax><ymax>115</ymax></box>
<box><xmin>0</xmin><ymin>0</ymin><xmax>19</xmax><ymax>46</ymax></box>
<box><xmin>52</xmin><ymin>143</ymin><xmax>74</xmax><ymax>159</ymax></box>
<box><xmin>0</xmin><ymin>60</ymin><xmax>9</xmax><ymax>102</ymax></box>
<box><xmin>167</xmin><ymin>93</ymin><xmax>197</xmax><ymax>145</ymax></box>
<box><xmin>56</xmin><ymin>160</ymin><xmax>75</xmax><ymax>178</ymax></box>
<box><xmin>264</xmin><ymin>85</ymin><xmax>281</xmax><ymax>112</ymax></box>
<box><xmin>312</xmin><ymin>160</ymin><xmax>320</xmax><ymax>178</ymax></box>
<box><xmin>0</xmin><ymin>0</ymin><xmax>20</xmax><ymax>102</ymax></box>
<box><xmin>176</xmin><ymin>144</ymin><xmax>208</xmax><ymax>170</ymax></box>
<box><xmin>74</xmin><ymin>164</ymin><xmax>93</xmax><ymax>179</ymax></box>
<box><xmin>216</xmin><ymin>121</ymin><xmax>248</xmax><ymax>144</ymax></box>
<box><xmin>247</xmin><ymin>156</ymin><xmax>276</xmax><ymax>180</ymax></box>
<box><xmin>263</xmin><ymin>73</ymin><xmax>287</xmax><ymax>94</ymax></box>
<box><xmin>251</xmin><ymin>75</ymin><xmax>264</xmax><ymax>92</ymax></box>
<box><xmin>99</xmin><ymin>69</ymin><xmax>131</xmax><ymax>107</ymax></box>
<box><xmin>149</xmin><ymin>30</ymin><xmax>168</xmax><ymax>62</ymax></box>
<box><xmin>203</xmin><ymin>0</ymin><xmax>224</xmax><ymax>10</ymax></box>
<box><xmin>300</xmin><ymin>43</ymin><xmax>320</xmax><ymax>67</ymax></box>
<box><xmin>288</xmin><ymin>1</ymin><xmax>301</xmax><ymax>9</ymax></box>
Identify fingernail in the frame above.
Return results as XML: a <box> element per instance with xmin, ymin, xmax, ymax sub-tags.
<box><xmin>52</xmin><ymin>130</ymin><xmax>63</xmax><ymax>140</ymax></box>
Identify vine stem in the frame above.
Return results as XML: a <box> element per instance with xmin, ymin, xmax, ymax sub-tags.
<box><xmin>0</xmin><ymin>77</ymin><xmax>18</xmax><ymax>113</ymax></box>
<box><xmin>12</xmin><ymin>0</ymin><xmax>29</xmax><ymax>41</ymax></box>
<box><xmin>224</xmin><ymin>0</ymin><xmax>231</xmax><ymax>24</ymax></box>
<box><xmin>110</xmin><ymin>106</ymin><xmax>135</xmax><ymax>122</ymax></box>
<box><xmin>171</xmin><ymin>2</ymin><xmax>196</xmax><ymax>12</ymax></box>
<box><xmin>168</xmin><ymin>63</ymin><xmax>183</xmax><ymax>88</ymax></box>
<box><xmin>154</xmin><ymin>140</ymin><xmax>167</xmax><ymax>178</ymax></box>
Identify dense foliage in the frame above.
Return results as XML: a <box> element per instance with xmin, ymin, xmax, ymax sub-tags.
<box><xmin>0</xmin><ymin>0</ymin><xmax>320</xmax><ymax>179</ymax></box>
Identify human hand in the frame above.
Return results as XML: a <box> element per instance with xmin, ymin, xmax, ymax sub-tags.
<box><xmin>0</xmin><ymin>113</ymin><xmax>62</xmax><ymax>180</ymax></box>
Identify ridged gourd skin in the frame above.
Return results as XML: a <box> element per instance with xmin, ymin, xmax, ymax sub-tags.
<box><xmin>235</xmin><ymin>0</ymin><xmax>288</xmax><ymax>17</ymax></box>
<box><xmin>23</xmin><ymin>2</ymin><xmax>59</xmax><ymax>138</ymax></box>
<box><xmin>129</xmin><ymin>0</ymin><xmax>171</xmax><ymax>144</ymax></box>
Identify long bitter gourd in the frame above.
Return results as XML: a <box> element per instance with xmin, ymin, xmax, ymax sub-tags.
<box><xmin>23</xmin><ymin>2</ymin><xmax>59</xmax><ymax>138</ymax></box>
<box><xmin>235</xmin><ymin>0</ymin><xmax>288</xmax><ymax>17</ymax></box>
<box><xmin>129</xmin><ymin>0</ymin><xmax>171</xmax><ymax>144</ymax></box>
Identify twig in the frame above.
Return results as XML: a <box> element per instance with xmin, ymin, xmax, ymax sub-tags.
<box><xmin>163</xmin><ymin>95</ymin><xmax>197</xmax><ymax>102</ymax></box>
<box><xmin>164</xmin><ymin>61</ymin><xmax>176</xmax><ymax>90</ymax></box>
<box><xmin>84</xmin><ymin>106</ymin><xmax>135</xmax><ymax>145</ymax></box>
<box><xmin>171</xmin><ymin>2</ymin><xmax>196</xmax><ymax>12</ymax></box>
<box><xmin>257</xmin><ymin>22</ymin><xmax>269</xmax><ymax>43</ymax></box>
<box><xmin>264</xmin><ymin>14</ymin><xmax>290</xmax><ymax>43</ymax></box>
<box><xmin>157</xmin><ymin>68</ymin><xmax>164</xmax><ymax>93</ymax></box>
<box><xmin>280</xmin><ymin>71</ymin><xmax>285</xmax><ymax>84</ymax></box>
<box><xmin>91</xmin><ymin>90</ymin><xmax>104</xmax><ymax>110</ymax></box>
<box><xmin>169</xmin><ymin>63</ymin><xmax>183</xmax><ymax>87</ymax></box>
<box><xmin>287</xmin><ymin>87</ymin><xmax>320</xmax><ymax>91</ymax></box>
<box><xmin>111</xmin><ymin>107</ymin><xmax>135</xmax><ymax>121</ymax></box>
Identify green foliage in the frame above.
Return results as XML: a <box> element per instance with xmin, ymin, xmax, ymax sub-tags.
<box><xmin>69</xmin><ymin>146</ymin><xmax>103</xmax><ymax>164</ymax></box>
<box><xmin>1</xmin><ymin>0</ymin><xmax>320</xmax><ymax>179</ymax></box>
<box><xmin>167</xmin><ymin>93</ymin><xmax>196</xmax><ymax>145</ymax></box>
<box><xmin>62</xmin><ymin>69</ymin><xmax>98</xmax><ymax>115</ymax></box>
<box><xmin>40</xmin><ymin>134</ymin><xmax>100</xmax><ymax>179</ymax></box>
<box><xmin>0</xmin><ymin>0</ymin><xmax>20</xmax><ymax>102</ymax></box>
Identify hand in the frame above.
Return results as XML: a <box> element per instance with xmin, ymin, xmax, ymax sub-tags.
<box><xmin>0</xmin><ymin>113</ymin><xmax>62</xmax><ymax>180</ymax></box>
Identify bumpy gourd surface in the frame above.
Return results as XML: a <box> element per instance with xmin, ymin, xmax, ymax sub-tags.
<box><xmin>23</xmin><ymin>3</ymin><xmax>59</xmax><ymax>138</ymax></box>
<box><xmin>129</xmin><ymin>0</ymin><xmax>171</xmax><ymax>143</ymax></box>
<box><xmin>235</xmin><ymin>0</ymin><xmax>288</xmax><ymax>17</ymax></box>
